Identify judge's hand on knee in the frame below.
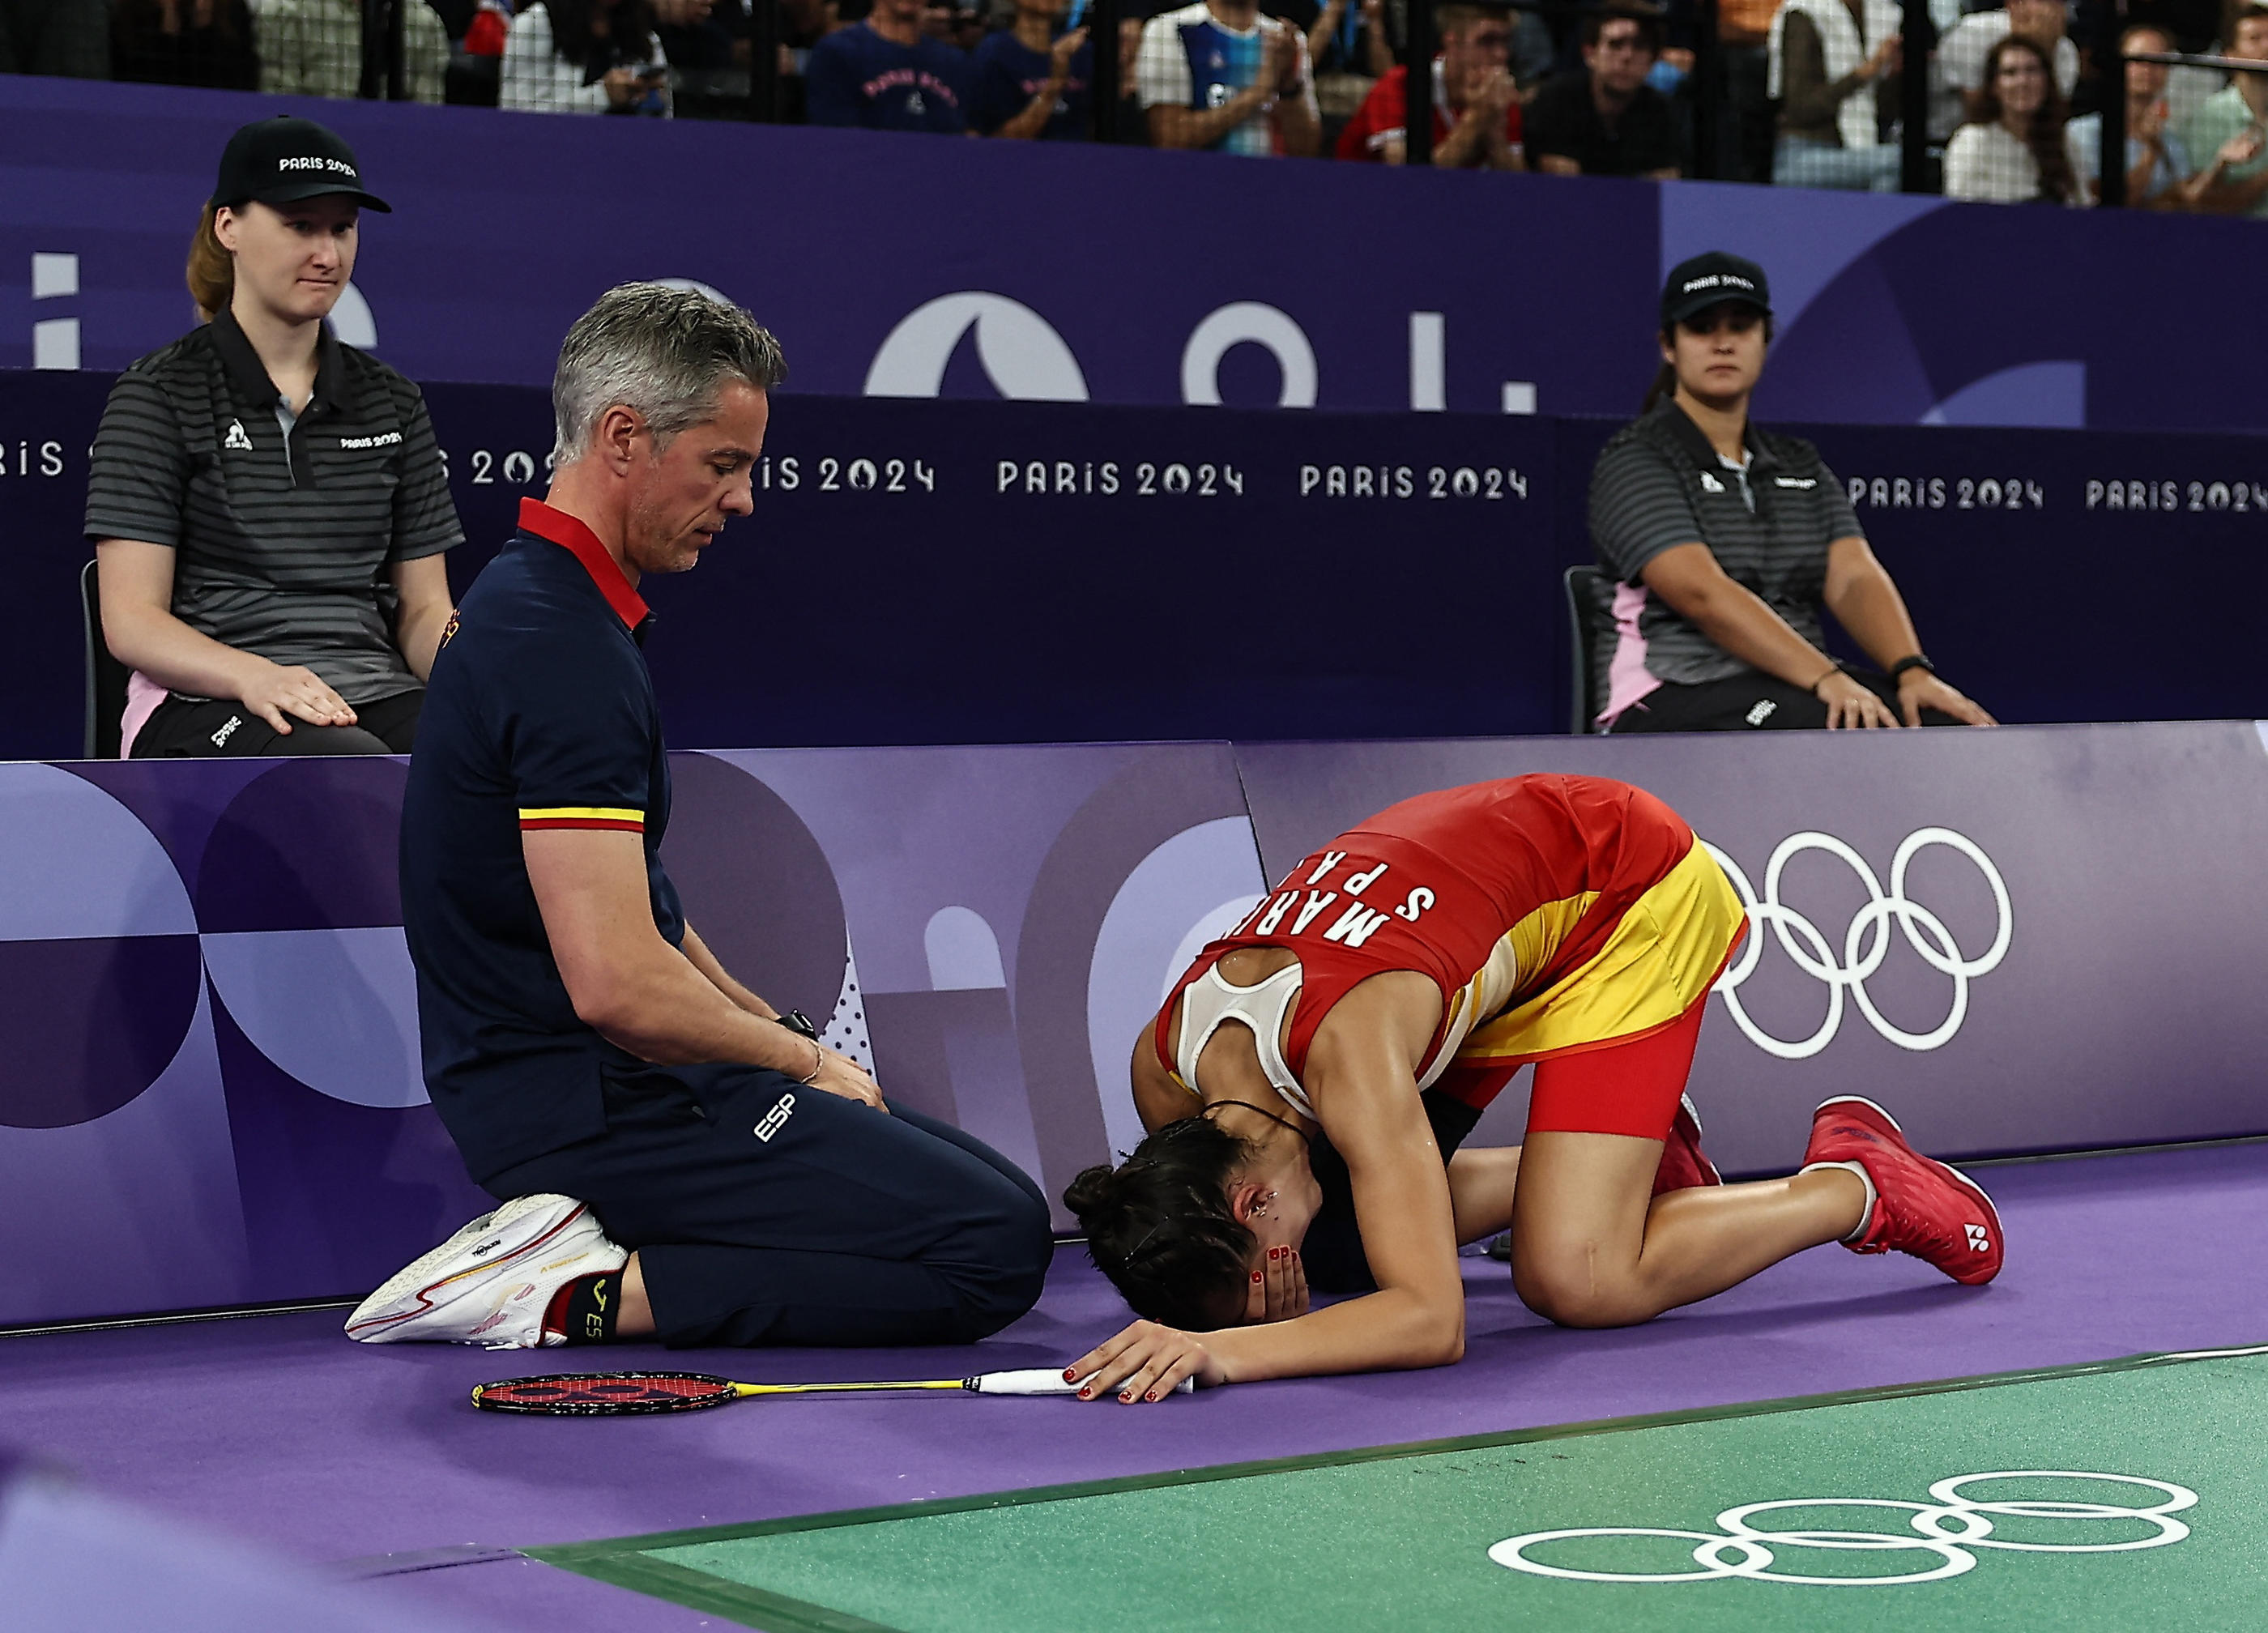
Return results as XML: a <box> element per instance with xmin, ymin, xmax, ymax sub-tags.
<box><xmin>1816</xmin><ymin>671</ymin><xmax>1899</xmax><ymax>730</ymax></box>
<box><xmin>239</xmin><ymin>659</ymin><xmax>356</xmax><ymax>735</ymax></box>
<box><xmin>1895</xmin><ymin>670</ymin><xmax>1996</xmax><ymax>727</ymax></box>
<box><xmin>805</xmin><ymin>1047</ymin><xmax>889</xmax><ymax>1114</ymax></box>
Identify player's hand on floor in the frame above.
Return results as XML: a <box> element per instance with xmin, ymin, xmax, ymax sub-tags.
<box><xmin>808</xmin><ymin>1049</ymin><xmax>889</xmax><ymax>1113</ymax></box>
<box><xmin>1068</xmin><ymin>1319</ymin><xmax>1228</xmax><ymax>1401</ymax></box>
<box><xmin>1243</xmin><ymin>1244</ymin><xmax>1307</xmax><ymax>1324</ymax></box>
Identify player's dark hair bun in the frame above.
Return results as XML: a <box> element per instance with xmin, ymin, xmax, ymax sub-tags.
<box><xmin>1064</xmin><ymin>1116</ymin><xmax>1255</xmax><ymax>1332</ymax></box>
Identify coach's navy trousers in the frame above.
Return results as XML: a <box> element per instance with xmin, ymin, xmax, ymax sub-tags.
<box><xmin>486</xmin><ymin>1063</ymin><xmax>1054</xmax><ymax>1349</ymax></box>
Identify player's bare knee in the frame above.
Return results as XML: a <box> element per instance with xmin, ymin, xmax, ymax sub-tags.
<box><xmin>1513</xmin><ymin>1250</ymin><xmax>1645</xmax><ymax>1329</ymax></box>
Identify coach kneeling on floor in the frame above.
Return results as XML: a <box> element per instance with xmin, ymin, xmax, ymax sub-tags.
<box><xmin>347</xmin><ymin>284</ymin><xmax>1052</xmax><ymax>1352</ymax></box>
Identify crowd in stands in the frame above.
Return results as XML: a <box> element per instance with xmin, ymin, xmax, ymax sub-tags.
<box><xmin>7</xmin><ymin>0</ymin><xmax>2268</xmax><ymax>207</ymax></box>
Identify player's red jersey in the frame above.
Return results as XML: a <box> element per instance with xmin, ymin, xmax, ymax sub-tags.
<box><xmin>1153</xmin><ymin>775</ymin><xmax>1742</xmax><ymax>1099</ymax></box>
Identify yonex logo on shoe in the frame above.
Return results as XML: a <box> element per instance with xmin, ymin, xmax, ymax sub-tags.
<box><xmin>1967</xmin><ymin>1224</ymin><xmax>1991</xmax><ymax>1251</ymax></box>
<box><xmin>755</xmin><ymin>1094</ymin><xmax>795</xmax><ymax>1142</ymax></box>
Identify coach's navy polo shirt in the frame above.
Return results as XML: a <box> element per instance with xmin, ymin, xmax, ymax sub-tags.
<box><xmin>400</xmin><ymin>497</ymin><xmax>683</xmax><ymax>1183</ymax></box>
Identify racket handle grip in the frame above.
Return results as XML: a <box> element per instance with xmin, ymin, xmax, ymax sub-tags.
<box><xmin>968</xmin><ymin>1368</ymin><xmax>1196</xmax><ymax>1396</ymax></box>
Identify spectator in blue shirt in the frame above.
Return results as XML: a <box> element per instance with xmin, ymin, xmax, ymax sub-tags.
<box><xmin>806</xmin><ymin>0</ymin><xmax>971</xmax><ymax>132</ymax></box>
<box><xmin>1137</xmin><ymin>0</ymin><xmax>1320</xmax><ymax>156</ymax></box>
<box><xmin>969</xmin><ymin>0</ymin><xmax>1091</xmax><ymax>139</ymax></box>
<box><xmin>2064</xmin><ymin>23</ymin><xmax>2208</xmax><ymax>207</ymax></box>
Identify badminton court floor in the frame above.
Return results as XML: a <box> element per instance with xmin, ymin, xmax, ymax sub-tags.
<box><xmin>537</xmin><ymin>1346</ymin><xmax>2266</xmax><ymax>1633</ymax></box>
<box><xmin>0</xmin><ymin>1139</ymin><xmax>2262</xmax><ymax>1631</ymax></box>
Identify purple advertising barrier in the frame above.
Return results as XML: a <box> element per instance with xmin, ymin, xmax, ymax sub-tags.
<box><xmin>5</xmin><ymin>725</ymin><xmax>2266</xmax><ymax>1328</ymax></box>
<box><xmin>4</xmin><ymin>369</ymin><xmax>1569</xmax><ymax>762</ymax></box>
<box><xmin>0</xmin><ymin>744</ymin><xmax>1262</xmax><ymax>1328</ymax></box>
<box><xmin>4</xmin><ymin>74</ymin><xmax>2267</xmax><ymax>431</ymax></box>
<box><xmin>17</xmin><ymin>362</ymin><xmax>2268</xmax><ymax>769</ymax></box>
<box><xmin>1231</xmin><ymin>723</ymin><xmax>2268</xmax><ymax>1175</ymax></box>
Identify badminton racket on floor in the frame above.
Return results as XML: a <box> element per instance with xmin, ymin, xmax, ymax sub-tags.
<box><xmin>471</xmin><ymin>1367</ymin><xmax>1191</xmax><ymax>1415</ymax></box>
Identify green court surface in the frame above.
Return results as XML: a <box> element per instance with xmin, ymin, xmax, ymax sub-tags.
<box><xmin>531</xmin><ymin>1345</ymin><xmax>2268</xmax><ymax>1633</ymax></box>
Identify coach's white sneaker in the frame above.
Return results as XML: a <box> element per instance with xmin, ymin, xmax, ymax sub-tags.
<box><xmin>343</xmin><ymin>1194</ymin><xmax>626</xmax><ymax>1349</ymax></box>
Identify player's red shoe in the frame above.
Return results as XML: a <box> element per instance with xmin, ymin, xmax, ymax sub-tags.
<box><xmin>1803</xmin><ymin>1096</ymin><xmax>2002</xmax><ymax>1286</ymax></box>
<box><xmin>1652</xmin><ymin>1094</ymin><xmax>1722</xmax><ymax>1196</ymax></box>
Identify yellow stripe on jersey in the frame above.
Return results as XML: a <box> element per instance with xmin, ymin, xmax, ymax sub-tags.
<box><xmin>518</xmin><ymin>806</ymin><xmax>646</xmax><ymax>830</ymax></box>
<box><xmin>1454</xmin><ymin>842</ymin><xmax>1744</xmax><ymax>1064</ymax></box>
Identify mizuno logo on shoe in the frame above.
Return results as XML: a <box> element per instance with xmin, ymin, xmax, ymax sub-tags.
<box><xmin>1966</xmin><ymin>1223</ymin><xmax>1991</xmax><ymax>1251</ymax></box>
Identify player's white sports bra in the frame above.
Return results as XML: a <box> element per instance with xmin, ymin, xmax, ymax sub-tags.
<box><xmin>1173</xmin><ymin>961</ymin><xmax>1315</xmax><ymax>1119</ymax></box>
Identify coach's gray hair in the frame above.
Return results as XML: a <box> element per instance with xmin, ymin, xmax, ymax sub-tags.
<box><xmin>552</xmin><ymin>283</ymin><xmax>787</xmax><ymax>464</ymax></box>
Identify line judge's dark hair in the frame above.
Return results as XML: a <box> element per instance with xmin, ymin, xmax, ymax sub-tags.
<box><xmin>1063</xmin><ymin>1116</ymin><xmax>1256</xmax><ymax>1332</ymax></box>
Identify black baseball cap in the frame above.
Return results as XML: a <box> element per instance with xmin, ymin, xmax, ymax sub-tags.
<box><xmin>1660</xmin><ymin>252</ymin><xmax>1770</xmax><ymax>328</ymax></box>
<box><xmin>213</xmin><ymin>116</ymin><xmax>391</xmax><ymax>213</ymax></box>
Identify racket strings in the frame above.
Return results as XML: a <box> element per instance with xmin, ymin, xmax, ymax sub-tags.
<box><xmin>475</xmin><ymin>1371</ymin><xmax>739</xmax><ymax>1413</ymax></box>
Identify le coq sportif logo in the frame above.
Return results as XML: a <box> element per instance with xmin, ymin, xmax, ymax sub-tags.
<box><xmin>1700</xmin><ymin>829</ymin><xmax>2013</xmax><ymax>1060</ymax></box>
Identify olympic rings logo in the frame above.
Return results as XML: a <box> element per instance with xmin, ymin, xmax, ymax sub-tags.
<box><xmin>1490</xmin><ymin>1470</ymin><xmax>2197</xmax><ymax>1588</ymax></box>
<box><xmin>1700</xmin><ymin>829</ymin><xmax>2013</xmax><ymax>1060</ymax></box>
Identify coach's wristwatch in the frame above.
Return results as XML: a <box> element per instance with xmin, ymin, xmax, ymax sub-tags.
<box><xmin>1887</xmin><ymin>654</ymin><xmax>1936</xmax><ymax>680</ymax></box>
<box><xmin>776</xmin><ymin>1010</ymin><xmax>820</xmax><ymax>1042</ymax></box>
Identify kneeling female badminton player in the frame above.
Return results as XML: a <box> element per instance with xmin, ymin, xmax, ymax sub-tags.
<box><xmin>1064</xmin><ymin>774</ymin><xmax>2002</xmax><ymax>1402</ymax></box>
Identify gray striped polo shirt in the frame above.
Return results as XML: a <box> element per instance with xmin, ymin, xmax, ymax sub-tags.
<box><xmin>83</xmin><ymin>309</ymin><xmax>462</xmax><ymax>705</ymax></box>
<box><xmin>1588</xmin><ymin>400</ymin><xmax>1861</xmax><ymax>717</ymax></box>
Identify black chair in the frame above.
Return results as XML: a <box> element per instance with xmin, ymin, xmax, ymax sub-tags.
<box><xmin>80</xmin><ymin>559</ymin><xmax>133</xmax><ymax>760</ymax></box>
<box><xmin>1561</xmin><ymin>565</ymin><xmax>1618</xmax><ymax>735</ymax></box>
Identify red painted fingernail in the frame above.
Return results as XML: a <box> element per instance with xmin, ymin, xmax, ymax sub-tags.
<box><xmin>1251</xmin><ymin>1271</ymin><xmax>1263</xmax><ymax>1282</ymax></box>
<box><xmin>1063</xmin><ymin>1369</ymin><xmax>1077</xmax><ymax>1381</ymax></box>
<box><xmin>1078</xmin><ymin>1388</ymin><xmax>1092</xmax><ymax>1398</ymax></box>
<box><xmin>1145</xmin><ymin>1392</ymin><xmax>1157</xmax><ymax>1402</ymax></box>
<box><xmin>1119</xmin><ymin>1391</ymin><xmax>1133</xmax><ymax>1403</ymax></box>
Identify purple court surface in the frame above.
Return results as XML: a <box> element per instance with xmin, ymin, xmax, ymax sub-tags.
<box><xmin>2</xmin><ymin>1141</ymin><xmax>2262</xmax><ymax>1631</ymax></box>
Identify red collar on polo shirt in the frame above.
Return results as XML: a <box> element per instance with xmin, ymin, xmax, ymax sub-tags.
<box><xmin>516</xmin><ymin>497</ymin><xmax>651</xmax><ymax>631</ymax></box>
